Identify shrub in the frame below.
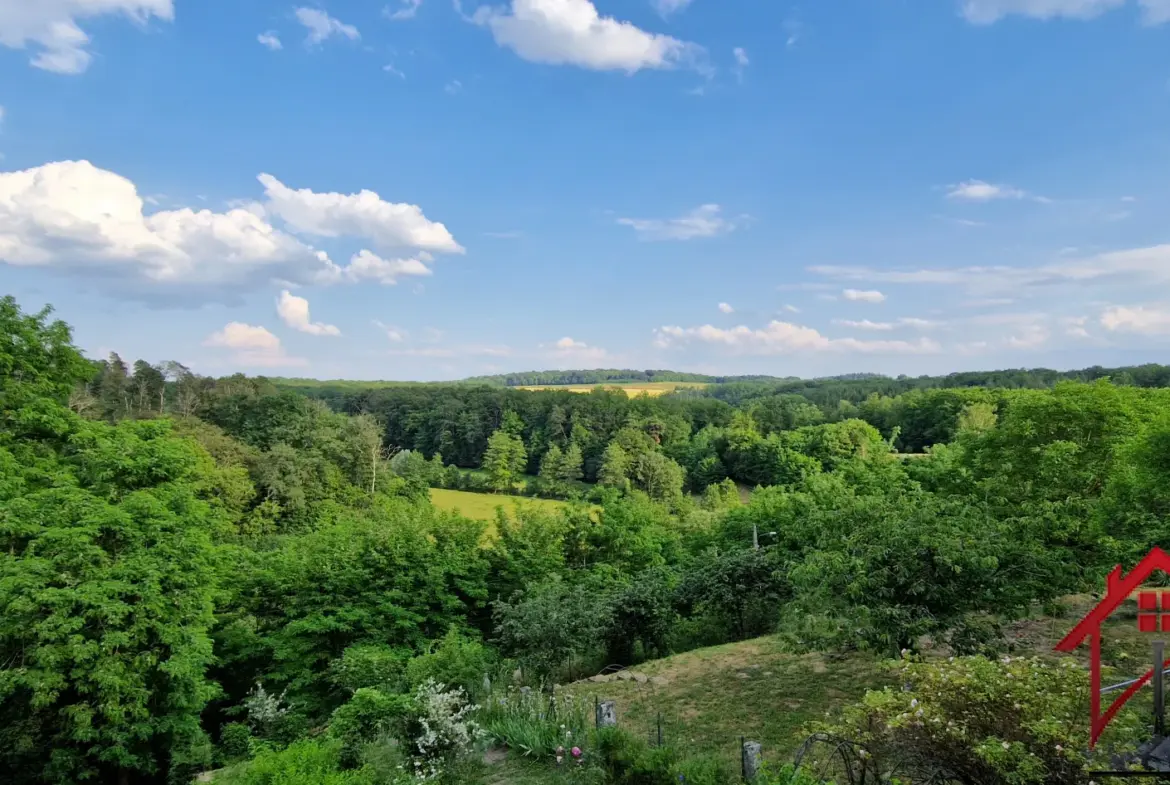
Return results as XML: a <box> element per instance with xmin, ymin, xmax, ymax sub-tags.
<box><xmin>215</xmin><ymin>738</ymin><xmax>376</xmax><ymax>785</ymax></box>
<box><xmin>217</xmin><ymin>722</ymin><xmax>254</xmax><ymax>765</ymax></box>
<box><xmin>477</xmin><ymin>686</ymin><xmax>593</xmax><ymax>759</ymax></box>
<box><xmin>814</xmin><ymin>654</ymin><xmax>1146</xmax><ymax>785</ymax></box>
<box><xmin>329</xmin><ymin>688</ymin><xmax>412</xmax><ymax>767</ymax></box>
<box><xmin>331</xmin><ymin>643</ymin><xmax>411</xmax><ymax>694</ymax></box>
<box><xmin>403</xmin><ymin>679</ymin><xmax>483</xmax><ymax>778</ymax></box>
<box><xmin>404</xmin><ymin>628</ymin><xmax>495</xmax><ymax>698</ymax></box>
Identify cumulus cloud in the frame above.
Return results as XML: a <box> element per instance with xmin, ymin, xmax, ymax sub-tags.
<box><xmin>0</xmin><ymin>160</ymin><xmax>336</xmax><ymax>303</ymax></box>
<box><xmin>468</xmin><ymin>0</ymin><xmax>703</xmax><ymax>73</ymax></box>
<box><xmin>842</xmin><ymin>289</ymin><xmax>886</xmax><ymax>303</ymax></box>
<box><xmin>258</xmin><ymin>31</ymin><xmax>283</xmax><ymax>50</ymax></box>
<box><xmin>339</xmin><ymin>250</ymin><xmax>434</xmax><ymax>285</ymax></box>
<box><xmin>295</xmin><ymin>7</ymin><xmax>360</xmax><ymax>45</ymax></box>
<box><xmin>0</xmin><ymin>160</ymin><xmax>461</xmax><ymax>304</ymax></box>
<box><xmin>277</xmin><ymin>290</ymin><xmax>341</xmax><ymax>336</ymax></box>
<box><xmin>385</xmin><ymin>0</ymin><xmax>423</xmax><ymax>20</ymax></box>
<box><xmin>946</xmin><ymin>180</ymin><xmax>1027</xmax><ymax>201</ymax></box>
<box><xmin>258</xmin><ymin>173</ymin><xmax>463</xmax><ymax>254</ymax></box>
<box><xmin>618</xmin><ymin>204</ymin><xmax>741</xmax><ymax>241</ymax></box>
<box><xmin>0</xmin><ymin>0</ymin><xmax>173</xmax><ymax>74</ymax></box>
<box><xmin>653</xmin><ymin>321</ymin><xmax>941</xmax><ymax>355</ymax></box>
<box><xmin>958</xmin><ymin>0</ymin><xmax>1170</xmax><ymax>24</ymax></box>
<box><xmin>203</xmin><ymin>322</ymin><xmax>306</xmax><ymax>367</ymax></box>
<box><xmin>718</xmin><ymin>302</ymin><xmax>734</xmax><ymax>314</ymax></box>
<box><xmin>1101</xmin><ymin>304</ymin><xmax>1170</xmax><ymax>335</ymax></box>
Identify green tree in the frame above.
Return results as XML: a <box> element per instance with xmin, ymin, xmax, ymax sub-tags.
<box><xmin>598</xmin><ymin>442</ymin><xmax>631</xmax><ymax>489</ymax></box>
<box><xmin>558</xmin><ymin>442</ymin><xmax>584</xmax><ymax>485</ymax></box>
<box><xmin>130</xmin><ymin>359</ymin><xmax>166</xmax><ymax>416</ymax></box>
<box><xmin>483</xmin><ymin>429</ymin><xmax>527</xmax><ymax>493</ymax></box>
<box><xmin>538</xmin><ymin>444</ymin><xmax>564</xmax><ymax>490</ymax></box>
<box><xmin>631</xmin><ymin>451</ymin><xmax>686</xmax><ymax>505</ymax></box>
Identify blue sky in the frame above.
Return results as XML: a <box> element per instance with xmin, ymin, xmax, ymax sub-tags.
<box><xmin>2</xmin><ymin>0</ymin><xmax>1170</xmax><ymax>380</ymax></box>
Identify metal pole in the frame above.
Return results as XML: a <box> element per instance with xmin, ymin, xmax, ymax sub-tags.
<box><xmin>1156</xmin><ymin>640</ymin><xmax>1166</xmax><ymax>738</ymax></box>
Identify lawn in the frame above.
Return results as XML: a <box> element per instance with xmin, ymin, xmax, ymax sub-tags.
<box><xmin>515</xmin><ymin>381</ymin><xmax>708</xmax><ymax>397</ymax></box>
<box><xmin>429</xmin><ymin>488</ymin><xmax>569</xmax><ymax>523</ymax></box>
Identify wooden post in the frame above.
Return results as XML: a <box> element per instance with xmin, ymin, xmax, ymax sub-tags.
<box><xmin>742</xmin><ymin>740</ymin><xmax>762</xmax><ymax>781</ymax></box>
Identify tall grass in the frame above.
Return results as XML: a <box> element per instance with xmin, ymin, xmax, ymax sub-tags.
<box><xmin>477</xmin><ymin>684</ymin><xmax>594</xmax><ymax>760</ymax></box>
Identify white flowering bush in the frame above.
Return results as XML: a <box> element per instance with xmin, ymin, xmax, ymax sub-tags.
<box><xmin>404</xmin><ymin>679</ymin><xmax>483</xmax><ymax>779</ymax></box>
<box><xmin>243</xmin><ymin>682</ymin><xmax>290</xmax><ymax>738</ymax></box>
<box><xmin>812</xmin><ymin>654</ymin><xmax>1146</xmax><ymax>785</ymax></box>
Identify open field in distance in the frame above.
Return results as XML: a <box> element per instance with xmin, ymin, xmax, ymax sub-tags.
<box><xmin>514</xmin><ymin>381</ymin><xmax>708</xmax><ymax>397</ymax></box>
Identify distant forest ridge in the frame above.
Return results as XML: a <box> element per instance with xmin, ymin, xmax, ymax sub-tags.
<box><xmin>266</xmin><ymin>363</ymin><xmax>1170</xmax><ymax>394</ymax></box>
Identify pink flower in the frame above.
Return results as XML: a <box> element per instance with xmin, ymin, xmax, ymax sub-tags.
<box><xmin>571</xmin><ymin>746</ymin><xmax>582</xmax><ymax>758</ymax></box>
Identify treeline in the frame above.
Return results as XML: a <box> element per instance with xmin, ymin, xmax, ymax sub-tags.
<box><xmin>460</xmin><ymin>368</ymin><xmax>793</xmax><ymax>386</ymax></box>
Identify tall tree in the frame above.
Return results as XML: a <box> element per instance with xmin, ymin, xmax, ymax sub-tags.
<box><xmin>483</xmin><ymin>429</ymin><xmax>527</xmax><ymax>493</ymax></box>
<box><xmin>99</xmin><ymin>352</ymin><xmax>129</xmax><ymax>421</ymax></box>
<box><xmin>558</xmin><ymin>442</ymin><xmax>584</xmax><ymax>485</ymax></box>
<box><xmin>598</xmin><ymin>442</ymin><xmax>631</xmax><ymax>489</ymax></box>
<box><xmin>130</xmin><ymin>360</ymin><xmax>166</xmax><ymax>416</ymax></box>
<box><xmin>538</xmin><ymin>444</ymin><xmax>564</xmax><ymax>488</ymax></box>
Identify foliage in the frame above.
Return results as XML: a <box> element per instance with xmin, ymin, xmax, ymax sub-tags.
<box><xmin>216</xmin><ymin>738</ymin><xmax>378</xmax><ymax>785</ymax></box>
<box><xmin>815</xmin><ymin>654</ymin><xmax>1146</xmax><ymax>785</ymax></box>
<box><xmin>404</xmin><ymin>627</ymin><xmax>495</xmax><ymax>697</ymax></box>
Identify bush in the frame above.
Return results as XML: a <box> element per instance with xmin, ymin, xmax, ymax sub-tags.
<box><xmin>815</xmin><ymin>654</ymin><xmax>1146</xmax><ymax>785</ymax></box>
<box><xmin>477</xmin><ymin>686</ymin><xmax>593</xmax><ymax>759</ymax></box>
<box><xmin>404</xmin><ymin>628</ymin><xmax>495</xmax><ymax>698</ymax></box>
<box><xmin>331</xmin><ymin>643</ymin><xmax>411</xmax><ymax>694</ymax></box>
<box><xmin>215</xmin><ymin>738</ymin><xmax>377</xmax><ymax>785</ymax></box>
<box><xmin>217</xmin><ymin>722</ymin><xmax>254</xmax><ymax>765</ymax></box>
<box><xmin>329</xmin><ymin>688</ymin><xmax>412</xmax><ymax>767</ymax></box>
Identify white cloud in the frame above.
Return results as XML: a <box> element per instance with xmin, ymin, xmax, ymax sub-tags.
<box><xmin>946</xmin><ymin>180</ymin><xmax>1026</xmax><ymax>201</ymax></box>
<box><xmin>898</xmin><ymin>317</ymin><xmax>941</xmax><ymax>329</ymax></box>
<box><xmin>468</xmin><ymin>0</ymin><xmax>702</xmax><ymax>73</ymax></box>
<box><xmin>544</xmin><ymin>335</ymin><xmax>608</xmax><ymax>363</ymax></box>
<box><xmin>294</xmin><ymin>7</ymin><xmax>360</xmax><ymax>46</ymax></box>
<box><xmin>258</xmin><ymin>31</ymin><xmax>283</xmax><ymax>50</ymax></box>
<box><xmin>718</xmin><ymin>302</ymin><xmax>734</xmax><ymax>313</ymax></box>
<box><xmin>842</xmin><ymin>288</ymin><xmax>886</xmax><ymax>303</ymax></box>
<box><xmin>1005</xmin><ymin>324</ymin><xmax>1050</xmax><ymax>349</ymax></box>
<box><xmin>203</xmin><ymin>322</ymin><xmax>306</xmax><ymax>367</ymax></box>
<box><xmin>651</xmin><ymin>0</ymin><xmax>694</xmax><ymax>16</ymax></box>
<box><xmin>373</xmin><ymin>320</ymin><xmax>407</xmax><ymax>342</ymax></box>
<box><xmin>0</xmin><ymin>160</ymin><xmax>465</xmax><ymax>304</ymax></box>
<box><xmin>832</xmin><ymin>319</ymin><xmax>893</xmax><ymax>331</ymax></box>
<box><xmin>277</xmin><ymin>290</ymin><xmax>341</xmax><ymax>336</ymax></box>
<box><xmin>0</xmin><ymin>0</ymin><xmax>173</xmax><ymax>74</ymax></box>
<box><xmin>812</xmin><ymin>243</ymin><xmax>1170</xmax><ymax>296</ymax></box>
<box><xmin>782</xmin><ymin>304</ymin><xmax>801</xmax><ymax>313</ymax></box>
<box><xmin>1101</xmin><ymin>304</ymin><xmax>1170</xmax><ymax>335</ymax></box>
<box><xmin>383</xmin><ymin>63</ymin><xmax>406</xmax><ymax>79</ymax></box>
<box><xmin>0</xmin><ymin>160</ymin><xmax>338</xmax><ymax>303</ymax></box>
<box><xmin>732</xmin><ymin>46</ymin><xmax>748</xmax><ymax>81</ymax></box>
<box><xmin>340</xmin><ymin>250</ymin><xmax>433</xmax><ymax>285</ymax></box>
<box><xmin>385</xmin><ymin>0</ymin><xmax>424</xmax><ymax>20</ymax></box>
<box><xmin>257</xmin><ymin>173</ymin><xmax>463</xmax><ymax>254</ymax></box>
<box><xmin>445</xmin><ymin>79</ymin><xmax>463</xmax><ymax>94</ymax></box>
<box><xmin>618</xmin><ymin>204</ymin><xmax>741</xmax><ymax>241</ymax></box>
<box><xmin>653</xmin><ymin>321</ymin><xmax>941</xmax><ymax>355</ymax></box>
<box><xmin>1062</xmin><ymin>315</ymin><xmax>1091</xmax><ymax>338</ymax></box>
<box><xmin>958</xmin><ymin>0</ymin><xmax>1170</xmax><ymax>24</ymax></box>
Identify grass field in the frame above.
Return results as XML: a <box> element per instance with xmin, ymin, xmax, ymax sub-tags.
<box><xmin>515</xmin><ymin>381</ymin><xmax>708</xmax><ymax>397</ymax></box>
<box><xmin>429</xmin><ymin>488</ymin><xmax>568</xmax><ymax>522</ymax></box>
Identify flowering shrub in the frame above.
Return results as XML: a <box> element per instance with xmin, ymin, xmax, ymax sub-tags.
<box><xmin>813</xmin><ymin>654</ymin><xmax>1146</xmax><ymax>785</ymax></box>
<box><xmin>244</xmin><ymin>682</ymin><xmax>291</xmax><ymax>739</ymax></box>
<box><xmin>404</xmin><ymin>679</ymin><xmax>483</xmax><ymax>779</ymax></box>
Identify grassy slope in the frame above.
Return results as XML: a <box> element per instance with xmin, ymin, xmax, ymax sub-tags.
<box><xmin>562</xmin><ymin>591</ymin><xmax>1164</xmax><ymax>768</ymax></box>
<box><xmin>570</xmin><ymin>636</ymin><xmax>886</xmax><ymax>763</ymax></box>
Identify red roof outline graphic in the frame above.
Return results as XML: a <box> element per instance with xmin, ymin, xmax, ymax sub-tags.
<box><xmin>1055</xmin><ymin>546</ymin><xmax>1170</xmax><ymax>747</ymax></box>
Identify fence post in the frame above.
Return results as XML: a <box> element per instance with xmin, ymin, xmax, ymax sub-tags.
<box><xmin>742</xmin><ymin>740</ymin><xmax>762</xmax><ymax>781</ymax></box>
<box><xmin>594</xmin><ymin>696</ymin><xmax>599</xmax><ymax>729</ymax></box>
<box><xmin>657</xmin><ymin>712</ymin><xmax>663</xmax><ymax>747</ymax></box>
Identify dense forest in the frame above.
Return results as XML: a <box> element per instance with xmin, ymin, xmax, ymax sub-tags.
<box><xmin>6</xmin><ymin>293</ymin><xmax>1170</xmax><ymax>785</ymax></box>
